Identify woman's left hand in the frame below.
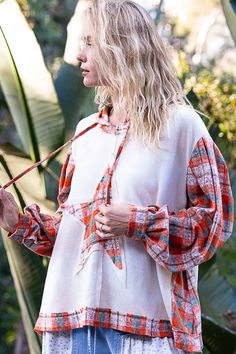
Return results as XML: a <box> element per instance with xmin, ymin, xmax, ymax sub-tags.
<box><xmin>95</xmin><ymin>203</ymin><xmax>131</xmax><ymax>239</ymax></box>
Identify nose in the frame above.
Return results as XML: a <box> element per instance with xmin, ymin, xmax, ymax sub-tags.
<box><xmin>76</xmin><ymin>49</ymin><xmax>87</xmax><ymax>64</ymax></box>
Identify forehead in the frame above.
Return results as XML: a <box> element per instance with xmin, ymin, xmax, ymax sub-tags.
<box><xmin>77</xmin><ymin>14</ymin><xmax>93</xmax><ymax>40</ymax></box>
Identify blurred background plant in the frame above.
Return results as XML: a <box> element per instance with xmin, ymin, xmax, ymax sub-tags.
<box><xmin>0</xmin><ymin>0</ymin><xmax>235</xmax><ymax>353</ymax></box>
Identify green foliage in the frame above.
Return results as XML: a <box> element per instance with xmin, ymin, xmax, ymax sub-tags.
<box><xmin>0</xmin><ymin>1</ymin><xmax>95</xmax><ymax>352</ymax></box>
<box><xmin>54</xmin><ymin>62</ymin><xmax>97</xmax><ymax>139</ymax></box>
<box><xmin>217</xmin><ymin>239</ymin><xmax>236</xmax><ymax>289</ymax></box>
<box><xmin>178</xmin><ymin>51</ymin><xmax>236</xmax><ymax>166</ymax></box>
<box><xmin>198</xmin><ymin>178</ymin><xmax>236</xmax><ymax>352</ymax></box>
<box><xmin>221</xmin><ymin>0</ymin><xmax>236</xmax><ymax>45</ymax></box>
<box><xmin>176</xmin><ymin>40</ymin><xmax>236</xmax><ymax>353</ymax></box>
<box><xmin>0</xmin><ymin>148</ymin><xmax>53</xmax><ymax>354</ymax></box>
<box><xmin>0</xmin><ymin>1</ymin><xmax>65</xmax><ymax>160</ymax></box>
<box><xmin>0</xmin><ymin>236</ymin><xmax>20</xmax><ymax>354</ymax></box>
<box><xmin>17</xmin><ymin>0</ymin><xmax>74</xmax><ymax>62</ymax></box>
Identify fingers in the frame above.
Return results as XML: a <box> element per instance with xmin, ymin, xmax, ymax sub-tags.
<box><xmin>0</xmin><ymin>188</ymin><xmax>16</xmax><ymax>205</ymax></box>
<box><xmin>95</xmin><ymin>220</ymin><xmax>111</xmax><ymax>233</ymax></box>
<box><xmin>95</xmin><ymin>212</ymin><xmax>107</xmax><ymax>224</ymax></box>
<box><xmin>98</xmin><ymin>204</ymin><xmax>110</xmax><ymax>215</ymax></box>
<box><xmin>0</xmin><ymin>187</ymin><xmax>4</xmax><ymax>198</ymax></box>
<box><xmin>95</xmin><ymin>213</ymin><xmax>115</xmax><ymax>239</ymax></box>
<box><xmin>0</xmin><ymin>188</ymin><xmax>19</xmax><ymax>233</ymax></box>
<box><xmin>95</xmin><ymin>212</ymin><xmax>113</xmax><ymax>235</ymax></box>
<box><xmin>0</xmin><ymin>188</ymin><xmax>9</xmax><ymax>204</ymax></box>
<box><xmin>96</xmin><ymin>228</ymin><xmax>115</xmax><ymax>240</ymax></box>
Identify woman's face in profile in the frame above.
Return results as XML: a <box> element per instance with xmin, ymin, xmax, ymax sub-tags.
<box><xmin>76</xmin><ymin>21</ymin><xmax>105</xmax><ymax>88</ymax></box>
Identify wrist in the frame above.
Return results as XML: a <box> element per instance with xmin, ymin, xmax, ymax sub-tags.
<box><xmin>8</xmin><ymin>212</ymin><xmax>20</xmax><ymax>234</ymax></box>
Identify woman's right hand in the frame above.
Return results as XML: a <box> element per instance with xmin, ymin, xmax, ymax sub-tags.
<box><xmin>0</xmin><ymin>188</ymin><xmax>19</xmax><ymax>233</ymax></box>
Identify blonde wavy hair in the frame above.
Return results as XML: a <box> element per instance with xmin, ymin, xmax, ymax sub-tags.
<box><xmin>83</xmin><ymin>0</ymin><xmax>186</xmax><ymax>145</ymax></box>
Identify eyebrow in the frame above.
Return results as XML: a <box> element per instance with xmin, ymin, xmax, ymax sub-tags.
<box><xmin>82</xmin><ymin>35</ymin><xmax>92</xmax><ymax>42</ymax></box>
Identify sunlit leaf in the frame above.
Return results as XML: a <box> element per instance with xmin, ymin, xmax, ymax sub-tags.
<box><xmin>221</xmin><ymin>0</ymin><xmax>236</xmax><ymax>45</ymax></box>
<box><xmin>0</xmin><ymin>0</ymin><xmax>65</xmax><ymax>160</ymax></box>
<box><xmin>0</xmin><ymin>149</ymin><xmax>57</xmax><ymax>354</ymax></box>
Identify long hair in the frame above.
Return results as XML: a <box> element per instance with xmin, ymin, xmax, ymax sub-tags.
<box><xmin>84</xmin><ymin>0</ymin><xmax>186</xmax><ymax>145</ymax></box>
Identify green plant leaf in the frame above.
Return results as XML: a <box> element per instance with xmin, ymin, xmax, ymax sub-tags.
<box><xmin>199</xmin><ymin>164</ymin><xmax>236</xmax><ymax>353</ymax></box>
<box><xmin>199</xmin><ymin>263</ymin><xmax>236</xmax><ymax>353</ymax></box>
<box><xmin>0</xmin><ymin>149</ymin><xmax>58</xmax><ymax>353</ymax></box>
<box><xmin>229</xmin><ymin>165</ymin><xmax>236</xmax><ymax>239</ymax></box>
<box><xmin>221</xmin><ymin>0</ymin><xmax>236</xmax><ymax>45</ymax></box>
<box><xmin>0</xmin><ymin>145</ymin><xmax>56</xmax><ymax>209</ymax></box>
<box><xmin>230</xmin><ymin>0</ymin><xmax>236</xmax><ymax>13</ymax></box>
<box><xmin>202</xmin><ymin>315</ymin><xmax>236</xmax><ymax>354</ymax></box>
<box><xmin>54</xmin><ymin>62</ymin><xmax>97</xmax><ymax>139</ymax></box>
<box><xmin>0</xmin><ymin>0</ymin><xmax>65</xmax><ymax>160</ymax></box>
<box><xmin>1</xmin><ymin>231</ymin><xmax>45</xmax><ymax>354</ymax></box>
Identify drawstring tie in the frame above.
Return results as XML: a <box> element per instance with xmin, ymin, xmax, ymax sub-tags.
<box><xmin>61</xmin><ymin>123</ymin><xmax>130</xmax><ymax>272</ymax></box>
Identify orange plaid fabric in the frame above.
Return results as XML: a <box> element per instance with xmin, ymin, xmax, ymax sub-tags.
<box><xmin>8</xmin><ymin>107</ymin><xmax>234</xmax><ymax>353</ymax></box>
<box><xmin>60</xmin><ymin>123</ymin><xmax>130</xmax><ymax>270</ymax></box>
<box><xmin>127</xmin><ymin>136</ymin><xmax>234</xmax><ymax>351</ymax></box>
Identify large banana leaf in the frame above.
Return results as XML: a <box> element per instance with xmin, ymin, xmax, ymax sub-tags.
<box><xmin>0</xmin><ymin>0</ymin><xmax>65</xmax><ymax>160</ymax></box>
<box><xmin>0</xmin><ymin>1</ymin><xmax>94</xmax><ymax>353</ymax></box>
<box><xmin>54</xmin><ymin>63</ymin><xmax>96</xmax><ymax>139</ymax></box>
<box><xmin>199</xmin><ymin>261</ymin><xmax>236</xmax><ymax>354</ymax></box>
<box><xmin>1</xmin><ymin>233</ymin><xmax>45</xmax><ymax>354</ymax></box>
<box><xmin>221</xmin><ymin>0</ymin><xmax>236</xmax><ymax>45</ymax></box>
<box><xmin>0</xmin><ymin>145</ymin><xmax>57</xmax><ymax>354</ymax></box>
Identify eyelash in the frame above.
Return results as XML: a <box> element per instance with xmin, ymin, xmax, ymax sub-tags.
<box><xmin>80</xmin><ymin>41</ymin><xmax>92</xmax><ymax>50</ymax></box>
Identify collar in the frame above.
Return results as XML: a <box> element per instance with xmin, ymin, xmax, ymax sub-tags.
<box><xmin>97</xmin><ymin>105</ymin><xmax>129</xmax><ymax>135</ymax></box>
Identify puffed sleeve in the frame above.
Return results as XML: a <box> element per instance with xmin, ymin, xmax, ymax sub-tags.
<box><xmin>127</xmin><ymin>136</ymin><xmax>234</xmax><ymax>272</ymax></box>
<box><xmin>8</xmin><ymin>149</ymin><xmax>75</xmax><ymax>257</ymax></box>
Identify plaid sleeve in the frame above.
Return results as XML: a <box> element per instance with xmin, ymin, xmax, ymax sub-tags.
<box><xmin>8</xmin><ymin>205</ymin><xmax>61</xmax><ymax>257</ymax></box>
<box><xmin>8</xmin><ymin>149</ymin><xmax>75</xmax><ymax>257</ymax></box>
<box><xmin>127</xmin><ymin>136</ymin><xmax>234</xmax><ymax>272</ymax></box>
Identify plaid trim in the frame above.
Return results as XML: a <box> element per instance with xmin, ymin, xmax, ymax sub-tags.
<box><xmin>97</xmin><ymin>105</ymin><xmax>129</xmax><ymax>135</ymax></box>
<box><xmin>128</xmin><ymin>207</ymin><xmax>148</xmax><ymax>239</ymax></box>
<box><xmin>59</xmin><ymin>107</ymin><xmax>130</xmax><ymax>270</ymax></box>
<box><xmin>127</xmin><ymin>136</ymin><xmax>233</xmax><ymax>271</ymax></box>
<box><xmin>34</xmin><ymin>307</ymin><xmax>173</xmax><ymax>339</ymax></box>
<box><xmin>7</xmin><ymin>122</ymin><xmax>96</xmax><ymax>258</ymax></box>
<box><xmin>126</xmin><ymin>136</ymin><xmax>234</xmax><ymax>352</ymax></box>
<box><xmin>63</xmin><ymin>171</ymin><xmax>124</xmax><ymax>270</ymax></box>
<box><xmin>61</xmin><ymin>121</ymin><xmax>130</xmax><ymax>270</ymax></box>
<box><xmin>8</xmin><ymin>205</ymin><xmax>61</xmax><ymax>257</ymax></box>
<box><xmin>8</xmin><ymin>212</ymin><xmax>31</xmax><ymax>242</ymax></box>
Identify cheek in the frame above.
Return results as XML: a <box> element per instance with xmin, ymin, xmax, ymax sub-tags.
<box><xmin>82</xmin><ymin>68</ymin><xmax>100</xmax><ymax>87</ymax></box>
<box><xmin>89</xmin><ymin>64</ymin><xmax>107</xmax><ymax>86</ymax></box>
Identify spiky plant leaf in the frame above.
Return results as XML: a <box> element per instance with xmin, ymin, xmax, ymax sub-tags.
<box><xmin>0</xmin><ymin>147</ymin><xmax>57</xmax><ymax>353</ymax></box>
<box><xmin>0</xmin><ymin>0</ymin><xmax>65</xmax><ymax>160</ymax></box>
<box><xmin>221</xmin><ymin>0</ymin><xmax>236</xmax><ymax>45</ymax></box>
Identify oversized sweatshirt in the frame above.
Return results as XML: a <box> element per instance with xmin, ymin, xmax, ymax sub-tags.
<box><xmin>9</xmin><ymin>104</ymin><xmax>234</xmax><ymax>353</ymax></box>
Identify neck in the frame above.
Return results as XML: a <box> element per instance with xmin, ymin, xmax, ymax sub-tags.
<box><xmin>109</xmin><ymin>100</ymin><xmax>128</xmax><ymax>125</ymax></box>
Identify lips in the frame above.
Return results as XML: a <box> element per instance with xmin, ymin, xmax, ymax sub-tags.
<box><xmin>81</xmin><ymin>68</ymin><xmax>89</xmax><ymax>75</ymax></box>
<box><xmin>82</xmin><ymin>71</ymin><xmax>89</xmax><ymax>77</ymax></box>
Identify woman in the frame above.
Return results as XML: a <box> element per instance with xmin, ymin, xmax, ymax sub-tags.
<box><xmin>0</xmin><ymin>0</ymin><xmax>233</xmax><ymax>353</ymax></box>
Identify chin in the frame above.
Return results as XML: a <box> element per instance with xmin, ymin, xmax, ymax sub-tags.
<box><xmin>83</xmin><ymin>78</ymin><xmax>99</xmax><ymax>88</ymax></box>
<box><xmin>83</xmin><ymin>83</ymin><xmax>96</xmax><ymax>88</ymax></box>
